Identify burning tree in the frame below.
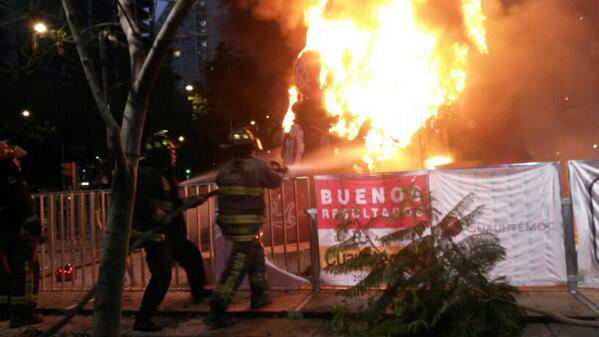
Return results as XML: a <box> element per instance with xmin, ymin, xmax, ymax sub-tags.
<box><xmin>325</xmin><ymin>193</ymin><xmax>526</xmax><ymax>337</ymax></box>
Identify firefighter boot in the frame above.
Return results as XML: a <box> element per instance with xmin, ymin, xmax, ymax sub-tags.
<box><xmin>9</xmin><ymin>305</ymin><xmax>43</xmax><ymax>329</ymax></box>
<box><xmin>250</xmin><ymin>292</ymin><xmax>272</xmax><ymax>309</ymax></box>
<box><xmin>202</xmin><ymin>311</ymin><xmax>231</xmax><ymax>330</ymax></box>
<box><xmin>192</xmin><ymin>288</ymin><xmax>213</xmax><ymax>304</ymax></box>
<box><xmin>133</xmin><ymin>312</ymin><xmax>162</xmax><ymax>332</ymax></box>
<box><xmin>203</xmin><ymin>299</ymin><xmax>231</xmax><ymax>330</ymax></box>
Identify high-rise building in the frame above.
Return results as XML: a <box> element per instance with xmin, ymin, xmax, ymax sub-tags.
<box><xmin>134</xmin><ymin>0</ymin><xmax>155</xmax><ymax>37</ymax></box>
<box><xmin>156</xmin><ymin>0</ymin><xmax>223</xmax><ymax>86</ymax></box>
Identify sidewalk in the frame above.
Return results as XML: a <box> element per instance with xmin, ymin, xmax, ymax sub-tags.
<box><xmin>0</xmin><ymin>288</ymin><xmax>596</xmax><ymax>336</ymax></box>
<box><xmin>33</xmin><ymin>288</ymin><xmax>599</xmax><ymax>318</ymax></box>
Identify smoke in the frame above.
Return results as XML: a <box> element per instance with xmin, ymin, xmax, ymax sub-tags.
<box><xmin>237</xmin><ymin>0</ymin><xmax>313</xmax><ymax>36</ymax></box>
<box><xmin>221</xmin><ymin>0</ymin><xmax>309</xmax><ymax>56</ymax></box>
<box><xmin>458</xmin><ymin>0</ymin><xmax>599</xmax><ymax>162</ymax></box>
<box><xmin>222</xmin><ymin>0</ymin><xmax>598</xmax><ymax>163</ymax></box>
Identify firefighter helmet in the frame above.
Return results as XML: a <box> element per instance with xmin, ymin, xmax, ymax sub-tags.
<box><xmin>143</xmin><ymin>131</ymin><xmax>177</xmax><ymax>168</ymax></box>
<box><xmin>224</xmin><ymin>127</ymin><xmax>263</xmax><ymax>150</ymax></box>
<box><xmin>0</xmin><ymin>141</ymin><xmax>26</xmax><ymax>161</ymax></box>
<box><xmin>0</xmin><ymin>141</ymin><xmax>26</xmax><ymax>173</ymax></box>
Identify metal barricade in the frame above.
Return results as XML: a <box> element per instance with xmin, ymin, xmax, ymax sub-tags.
<box><xmin>33</xmin><ymin>177</ymin><xmax>315</xmax><ymax>292</ymax></box>
<box><xmin>33</xmin><ymin>191</ymin><xmax>110</xmax><ymax>291</ymax></box>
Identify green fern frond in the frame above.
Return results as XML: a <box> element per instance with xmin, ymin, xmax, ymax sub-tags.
<box><xmin>452</xmin><ymin>233</ymin><xmax>506</xmax><ymax>273</ymax></box>
<box><xmin>379</xmin><ymin>226</ymin><xmax>417</xmax><ymax>245</ymax></box>
<box><xmin>344</xmin><ymin>264</ymin><xmax>387</xmax><ymax>297</ymax></box>
<box><xmin>324</xmin><ymin>239</ymin><xmax>361</xmax><ymax>263</ymax></box>
<box><xmin>324</xmin><ymin>251</ymin><xmax>378</xmax><ymax>275</ymax></box>
<box><xmin>443</xmin><ymin>192</ymin><xmax>476</xmax><ymax>218</ymax></box>
<box><xmin>460</xmin><ymin>205</ymin><xmax>486</xmax><ymax>230</ymax></box>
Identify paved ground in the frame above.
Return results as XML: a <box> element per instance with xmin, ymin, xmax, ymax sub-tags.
<box><xmin>1</xmin><ymin>315</ymin><xmax>597</xmax><ymax>337</ymax></box>
<box><xmin>0</xmin><ymin>288</ymin><xmax>596</xmax><ymax>336</ymax></box>
<box><xmin>32</xmin><ymin>288</ymin><xmax>599</xmax><ymax>318</ymax></box>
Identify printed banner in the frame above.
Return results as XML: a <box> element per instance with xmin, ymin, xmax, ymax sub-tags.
<box><xmin>429</xmin><ymin>163</ymin><xmax>567</xmax><ymax>286</ymax></box>
<box><xmin>314</xmin><ymin>173</ymin><xmax>428</xmax><ymax>286</ymax></box>
<box><xmin>568</xmin><ymin>160</ymin><xmax>599</xmax><ymax>288</ymax></box>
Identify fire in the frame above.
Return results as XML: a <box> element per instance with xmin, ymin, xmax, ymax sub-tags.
<box><xmin>283</xmin><ymin>0</ymin><xmax>487</xmax><ymax>169</ymax></box>
<box><xmin>425</xmin><ymin>156</ymin><xmax>453</xmax><ymax>170</ymax></box>
<box><xmin>282</xmin><ymin>86</ymin><xmax>299</xmax><ymax>133</ymax></box>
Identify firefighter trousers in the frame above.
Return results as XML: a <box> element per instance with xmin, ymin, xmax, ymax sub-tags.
<box><xmin>137</xmin><ymin>235</ymin><xmax>207</xmax><ymax>320</ymax></box>
<box><xmin>0</xmin><ymin>230</ymin><xmax>39</xmax><ymax>320</ymax></box>
<box><xmin>209</xmin><ymin>239</ymin><xmax>267</xmax><ymax>314</ymax></box>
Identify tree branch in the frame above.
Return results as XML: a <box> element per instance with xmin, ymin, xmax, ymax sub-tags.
<box><xmin>119</xmin><ymin>0</ymin><xmax>195</xmax><ymax>164</ymax></box>
<box><xmin>115</xmin><ymin>0</ymin><xmax>143</xmax><ymax>38</ymax></box>
<box><xmin>137</xmin><ymin>0</ymin><xmax>196</xmax><ymax>96</ymax></box>
<box><xmin>61</xmin><ymin>0</ymin><xmax>119</xmax><ymax>132</ymax></box>
<box><xmin>117</xmin><ymin>0</ymin><xmax>145</xmax><ymax>78</ymax></box>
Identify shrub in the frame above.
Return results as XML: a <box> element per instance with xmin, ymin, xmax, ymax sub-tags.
<box><xmin>325</xmin><ymin>192</ymin><xmax>525</xmax><ymax>337</ymax></box>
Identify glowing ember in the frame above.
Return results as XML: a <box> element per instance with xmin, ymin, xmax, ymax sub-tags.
<box><xmin>283</xmin><ymin>0</ymin><xmax>487</xmax><ymax>168</ymax></box>
<box><xmin>425</xmin><ymin>156</ymin><xmax>453</xmax><ymax>170</ymax></box>
<box><xmin>282</xmin><ymin>86</ymin><xmax>299</xmax><ymax>133</ymax></box>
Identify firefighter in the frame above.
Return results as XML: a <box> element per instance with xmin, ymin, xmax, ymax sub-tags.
<box><xmin>133</xmin><ymin>131</ymin><xmax>211</xmax><ymax>332</ymax></box>
<box><xmin>203</xmin><ymin>127</ymin><xmax>283</xmax><ymax>329</ymax></box>
<box><xmin>0</xmin><ymin>142</ymin><xmax>43</xmax><ymax>328</ymax></box>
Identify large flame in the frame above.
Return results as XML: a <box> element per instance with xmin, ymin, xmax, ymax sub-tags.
<box><xmin>283</xmin><ymin>0</ymin><xmax>487</xmax><ymax>169</ymax></box>
<box><xmin>425</xmin><ymin>156</ymin><xmax>453</xmax><ymax>170</ymax></box>
<box><xmin>282</xmin><ymin>86</ymin><xmax>299</xmax><ymax>133</ymax></box>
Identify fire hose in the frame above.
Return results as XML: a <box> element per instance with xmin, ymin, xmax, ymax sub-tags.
<box><xmin>39</xmin><ymin>189</ymin><xmax>219</xmax><ymax>337</ymax></box>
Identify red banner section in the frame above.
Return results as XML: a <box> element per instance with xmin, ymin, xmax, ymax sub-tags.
<box><xmin>314</xmin><ymin>173</ymin><xmax>429</xmax><ymax>229</ymax></box>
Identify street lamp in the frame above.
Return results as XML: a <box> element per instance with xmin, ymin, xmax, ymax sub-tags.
<box><xmin>31</xmin><ymin>21</ymin><xmax>66</xmax><ymax>54</ymax></box>
<box><xmin>185</xmin><ymin>84</ymin><xmax>194</xmax><ymax>91</ymax></box>
<box><xmin>33</xmin><ymin>22</ymin><xmax>48</xmax><ymax>34</ymax></box>
<box><xmin>250</xmin><ymin>120</ymin><xmax>256</xmax><ymax>126</ymax></box>
<box><xmin>21</xmin><ymin>110</ymin><xmax>31</xmax><ymax>118</ymax></box>
<box><xmin>178</xmin><ymin>136</ymin><xmax>185</xmax><ymax>142</ymax></box>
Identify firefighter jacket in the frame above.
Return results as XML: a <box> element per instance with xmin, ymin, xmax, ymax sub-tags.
<box><xmin>216</xmin><ymin>157</ymin><xmax>282</xmax><ymax>242</ymax></box>
<box><xmin>133</xmin><ymin>165</ymin><xmax>186</xmax><ymax>238</ymax></box>
<box><xmin>0</xmin><ymin>173</ymin><xmax>40</xmax><ymax>237</ymax></box>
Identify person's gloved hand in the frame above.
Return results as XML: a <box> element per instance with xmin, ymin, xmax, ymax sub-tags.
<box><xmin>183</xmin><ymin>195</ymin><xmax>208</xmax><ymax>209</ymax></box>
<box><xmin>270</xmin><ymin>161</ymin><xmax>288</xmax><ymax>173</ymax></box>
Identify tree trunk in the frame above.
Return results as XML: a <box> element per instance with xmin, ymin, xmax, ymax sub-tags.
<box><xmin>91</xmin><ymin>166</ymin><xmax>134</xmax><ymax>337</ymax></box>
<box><xmin>62</xmin><ymin>1</ymin><xmax>197</xmax><ymax>335</ymax></box>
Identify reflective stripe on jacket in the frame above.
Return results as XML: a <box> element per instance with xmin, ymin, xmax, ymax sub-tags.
<box><xmin>216</xmin><ymin>157</ymin><xmax>282</xmax><ymax>241</ymax></box>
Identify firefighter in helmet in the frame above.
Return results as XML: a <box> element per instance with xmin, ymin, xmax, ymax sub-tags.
<box><xmin>0</xmin><ymin>141</ymin><xmax>43</xmax><ymax>328</ymax></box>
<box><xmin>133</xmin><ymin>131</ymin><xmax>211</xmax><ymax>332</ymax></box>
<box><xmin>203</xmin><ymin>127</ymin><xmax>283</xmax><ymax>329</ymax></box>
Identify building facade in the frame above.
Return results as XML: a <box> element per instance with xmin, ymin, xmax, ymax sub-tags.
<box><xmin>156</xmin><ymin>0</ymin><xmax>223</xmax><ymax>87</ymax></box>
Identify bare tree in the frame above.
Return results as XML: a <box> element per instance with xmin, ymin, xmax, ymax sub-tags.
<box><xmin>61</xmin><ymin>1</ymin><xmax>196</xmax><ymax>335</ymax></box>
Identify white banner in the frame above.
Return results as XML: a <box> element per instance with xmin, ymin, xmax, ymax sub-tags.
<box><xmin>568</xmin><ymin>160</ymin><xmax>599</xmax><ymax>288</ymax></box>
<box><xmin>429</xmin><ymin>163</ymin><xmax>567</xmax><ymax>286</ymax></box>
